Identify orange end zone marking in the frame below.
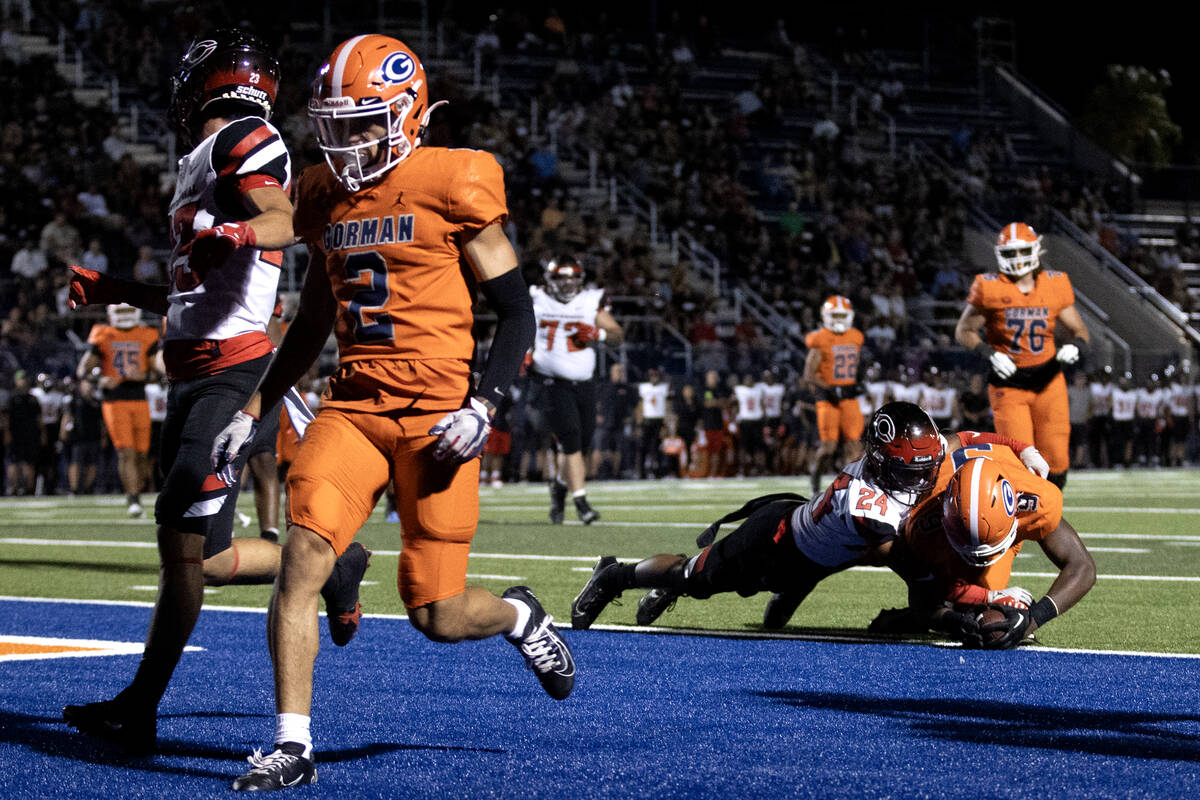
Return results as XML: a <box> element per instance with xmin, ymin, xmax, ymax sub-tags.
<box><xmin>0</xmin><ymin>642</ymin><xmax>104</xmax><ymax>656</ymax></box>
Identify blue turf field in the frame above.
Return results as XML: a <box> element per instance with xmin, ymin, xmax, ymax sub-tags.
<box><xmin>2</xmin><ymin>598</ymin><xmax>1198</xmax><ymax>799</ymax></box>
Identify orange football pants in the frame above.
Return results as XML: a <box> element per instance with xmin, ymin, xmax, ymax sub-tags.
<box><xmin>987</xmin><ymin>373</ymin><xmax>1070</xmax><ymax>474</ymax></box>
<box><xmin>101</xmin><ymin>399</ymin><xmax>151</xmax><ymax>452</ymax></box>
<box><xmin>286</xmin><ymin>406</ymin><xmax>479</xmax><ymax>609</ymax></box>
<box><xmin>815</xmin><ymin>398</ymin><xmax>864</xmax><ymax>443</ymax></box>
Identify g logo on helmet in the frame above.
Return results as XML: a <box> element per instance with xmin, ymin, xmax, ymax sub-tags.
<box><xmin>380</xmin><ymin>51</ymin><xmax>415</xmax><ymax>85</ymax></box>
<box><xmin>1000</xmin><ymin>478</ymin><xmax>1015</xmax><ymax>516</ymax></box>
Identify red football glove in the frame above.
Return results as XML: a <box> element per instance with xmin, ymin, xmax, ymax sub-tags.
<box><xmin>570</xmin><ymin>322</ymin><xmax>601</xmax><ymax>348</ymax></box>
<box><xmin>67</xmin><ymin>265</ymin><xmax>123</xmax><ymax>309</ymax></box>
<box><xmin>182</xmin><ymin>221</ymin><xmax>256</xmax><ymax>279</ymax></box>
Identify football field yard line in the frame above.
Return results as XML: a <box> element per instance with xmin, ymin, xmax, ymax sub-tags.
<box><xmin>1</xmin><ymin>596</ymin><xmax>1196</xmax><ymax>660</ymax></box>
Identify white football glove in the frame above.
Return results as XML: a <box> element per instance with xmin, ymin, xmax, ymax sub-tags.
<box><xmin>989</xmin><ymin>350</ymin><xmax>1017</xmax><ymax>379</ymax></box>
<box><xmin>211</xmin><ymin>410</ymin><xmax>259</xmax><ymax>486</ymax></box>
<box><xmin>988</xmin><ymin>586</ymin><xmax>1033</xmax><ymax>608</ymax></box>
<box><xmin>1018</xmin><ymin>445</ymin><xmax>1050</xmax><ymax>478</ymax></box>
<box><xmin>1056</xmin><ymin>343</ymin><xmax>1080</xmax><ymax>364</ymax></box>
<box><xmin>428</xmin><ymin>397</ymin><xmax>492</xmax><ymax>462</ymax></box>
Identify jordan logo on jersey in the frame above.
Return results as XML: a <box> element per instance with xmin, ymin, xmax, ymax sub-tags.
<box><xmin>323</xmin><ymin>215</ymin><xmax>415</xmax><ymax>251</ymax></box>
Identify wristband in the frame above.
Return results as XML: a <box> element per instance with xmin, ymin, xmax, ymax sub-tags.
<box><xmin>1030</xmin><ymin>596</ymin><xmax>1059</xmax><ymax>627</ymax></box>
<box><xmin>973</xmin><ymin>342</ymin><xmax>992</xmax><ymax>359</ymax></box>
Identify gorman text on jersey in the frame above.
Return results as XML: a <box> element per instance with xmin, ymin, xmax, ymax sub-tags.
<box><xmin>323</xmin><ymin>215</ymin><xmax>416</xmax><ymax>251</ymax></box>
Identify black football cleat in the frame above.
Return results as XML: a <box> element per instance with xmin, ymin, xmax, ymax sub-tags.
<box><xmin>503</xmin><ymin>586</ymin><xmax>575</xmax><ymax>700</ymax></box>
<box><xmin>635</xmin><ymin>588</ymin><xmax>679</xmax><ymax>626</ymax></box>
<box><xmin>573</xmin><ymin>495</ymin><xmax>599</xmax><ymax>525</ymax></box>
<box><xmin>570</xmin><ymin>555</ymin><xmax>622</xmax><ymax>630</ymax></box>
<box><xmin>231</xmin><ymin>742</ymin><xmax>316</xmax><ymax>791</ymax></box>
<box><xmin>549</xmin><ymin>480</ymin><xmax>567</xmax><ymax>524</ymax></box>
<box><xmin>762</xmin><ymin>591</ymin><xmax>805</xmax><ymax>630</ymax></box>
<box><xmin>63</xmin><ymin>692</ymin><xmax>157</xmax><ymax>755</ymax></box>
<box><xmin>321</xmin><ymin>542</ymin><xmax>370</xmax><ymax>646</ymax></box>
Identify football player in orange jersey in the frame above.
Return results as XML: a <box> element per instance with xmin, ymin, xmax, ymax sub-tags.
<box><xmin>955</xmin><ymin>222</ymin><xmax>1090</xmax><ymax>489</ymax></box>
<box><xmin>805</xmin><ymin>295</ymin><xmax>865</xmax><ymax>496</ymax></box>
<box><xmin>76</xmin><ymin>303</ymin><xmax>160</xmax><ymax>516</ymax></box>
<box><xmin>880</xmin><ymin>444</ymin><xmax>1095</xmax><ymax>649</ymax></box>
<box><xmin>211</xmin><ymin>35</ymin><xmax>575</xmax><ymax>791</ymax></box>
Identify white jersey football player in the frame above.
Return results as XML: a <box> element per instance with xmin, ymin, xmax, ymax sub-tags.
<box><xmin>529</xmin><ymin>258</ymin><xmax>623</xmax><ymax>523</ymax></box>
<box><xmin>569</xmin><ymin>402</ymin><xmax>948</xmax><ymax>632</ymax></box>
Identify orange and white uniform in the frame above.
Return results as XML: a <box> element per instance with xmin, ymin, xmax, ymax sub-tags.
<box><xmin>967</xmin><ymin>270</ymin><xmax>1076</xmax><ymax>472</ymax></box>
<box><xmin>288</xmin><ymin>145</ymin><xmax>507</xmax><ymax>608</ymax></box>
<box><xmin>903</xmin><ymin>436</ymin><xmax>1063</xmax><ymax>598</ymax></box>
<box><xmin>806</xmin><ymin>326</ymin><xmax>865</xmax><ymax>443</ymax></box>
<box><xmin>87</xmin><ymin>323</ymin><xmax>160</xmax><ymax>452</ymax></box>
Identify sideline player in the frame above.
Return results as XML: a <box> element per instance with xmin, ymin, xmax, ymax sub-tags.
<box><xmin>805</xmin><ymin>295</ymin><xmax>864</xmax><ymax>496</ymax></box>
<box><xmin>76</xmin><ymin>303</ymin><xmax>159</xmax><ymax>515</ymax></box>
<box><xmin>529</xmin><ymin>257</ymin><xmax>623</xmax><ymax>522</ymax></box>
<box><xmin>955</xmin><ymin>222</ymin><xmax>1089</xmax><ymax>488</ymax></box>
<box><xmin>881</xmin><ymin>445</ymin><xmax>1095</xmax><ymax>649</ymax></box>
<box><xmin>62</xmin><ymin>30</ymin><xmax>367</xmax><ymax>755</ymax></box>
<box><xmin>210</xmin><ymin>34</ymin><xmax>576</xmax><ymax>791</ymax></box>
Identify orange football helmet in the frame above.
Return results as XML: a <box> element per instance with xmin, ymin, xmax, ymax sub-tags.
<box><xmin>942</xmin><ymin>457</ymin><xmax>1018</xmax><ymax>567</ymax></box>
<box><xmin>820</xmin><ymin>295</ymin><xmax>854</xmax><ymax>334</ymax></box>
<box><xmin>309</xmin><ymin>34</ymin><xmax>444</xmax><ymax>190</ymax></box>
<box><xmin>994</xmin><ymin>222</ymin><xmax>1042</xmax><ymax>278</ymax></box>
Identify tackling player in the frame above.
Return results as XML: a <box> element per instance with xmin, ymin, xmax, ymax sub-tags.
<box><xmin>881</xmin><ymin>443</ymin><xmax>1096</xmax><ymax>649</ymax></box>
<box><xmin>805</xmin><ymin>295</ymin><xmax>865</xmax><ymax>496</ymax></box>
<box><xmin>62</xmin><ymin>30</ymin><xmax>368</xmax><ymax>756</ymax></box>
<box><xmin>210</xmin><ymin>35</ymin><xmax>576</xmax><ymax>792</ymax></box>
<box><xmin>955</xmin><ymin>222</ymin><xmax>1090</xmax><ymax>488</ymax></box>
<box><xmin>529</xmin><ymin>257</ymin><xmax>624</xmax><ymax>522</ymax></box>
<box><xmin>77</xmin><ymin>303</ymin><xmax>160</xmax><ymax>517</ymax></box>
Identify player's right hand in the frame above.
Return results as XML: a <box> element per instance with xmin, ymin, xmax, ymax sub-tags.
<box><xmin>183</xmin><ymin>221</ymin><xmax>256</xmax><ymax>280</ymax></box>
<box><xmin>67</xmin><ymin>265</ymin><xmax>122</xmax><ymax>309</ymax></box>
<box><xmin>211</xmin><ymin>410</ymin><xmax>259</xmax><ymax>486</ymax></box>
<box><xmin>569</xmin><ymin>322</ymin><xmax>601</xmax><ymax>348</ymax></box>
<box><xmin>989</xmin><ymin>350</ymin><xmax>1017</xmax><ymax>379</ymax></box>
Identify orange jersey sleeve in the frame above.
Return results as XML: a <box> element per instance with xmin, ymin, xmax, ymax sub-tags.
<box><xmin>967</xmin><ymin>271</ymin><xmax>1075</xmax><ymax>368</ymax></box>
<box><xmin>805</xmin><ymin>327</ymin><xmax>863</xmax><ymax>386</ymax></box>
<box><xmin>295</xmin><ymin>148</ymin><xmax>508</xmax><ymax>366</ymax></box>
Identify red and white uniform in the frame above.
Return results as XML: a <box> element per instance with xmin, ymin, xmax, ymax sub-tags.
<box><xmin>921</xmin><ymin>385</ymin><xmax>957</xmax><ymax>423</ymax></box>
<box><xmin>638</xmin><ymin>381</ymin><xmax>669</xmax><ymax>421</ymax></box>
<box><xmin>734</xmin><ymin>383</ymin><xmax>764</xmax><ymax>422</ymax></box>
<box><xmin>758</xmin><ymin>380</ymin><xmax>785</xmax><ymax>420</ymax></box>
<box><xmin>530</xmin><ymin>286</ymin><xmax>607</xmax><ymax>381</ymax></box>
<box><xmin>164</xmin><ymin>116</ymin><xmax>290</xmax><ymax>378</ymax></box>
<box><xmin>790</xmin><ymin>457</ymin><xmax>916</xmax><ymax>567</ymax></box>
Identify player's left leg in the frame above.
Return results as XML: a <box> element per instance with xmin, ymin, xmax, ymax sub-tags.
<box><xmin>1031</xmin><ymin>374</ymin><xmax>1071</xmax><ymax>488</ymax></box>
<box><xmin>988</xmin><ymin>384</ymin><xmax>1035</xmax><ymax>446</ymax></box>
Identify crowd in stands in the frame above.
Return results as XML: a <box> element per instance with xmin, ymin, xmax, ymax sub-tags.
<box><xmin>2</xmin><ymin>2</ymin><xmax>1197</xmax><ymax>495</ymax></box>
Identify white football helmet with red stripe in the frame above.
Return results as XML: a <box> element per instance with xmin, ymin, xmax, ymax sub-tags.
<box><xmin>310</xmin><ymin>34</ymin><xmax>445</xmax><ymax>190</ymax></box>
<box><xmin>107</xmin><ymin>304</ymin><xmax>141</xmax><ymax>330</ymax></box>
<box><xmin>820</xmin><ymin>295</ymin><xmax>853</xmax><ymax>334</ymax></box>
<box><xmin>994</xmin><ymin>222</ymin><xmax>1042</xmax><ymax>278</ymax></box>
<box><xmin>942</xmin><ymin>457</ymin><xmax>1018</xmax><ymax>567</ymax></box>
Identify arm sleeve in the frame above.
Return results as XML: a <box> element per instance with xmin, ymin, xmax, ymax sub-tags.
<box><xmin>475</xmin><ymin>268</ymin><xmax>535</xmax><ymax>410</ymax></box>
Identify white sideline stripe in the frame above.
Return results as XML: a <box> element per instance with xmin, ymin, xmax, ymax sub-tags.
<box><xmin>2</xmin><ymin>540</ymin><xmax>1198</xmax><ymax>581</ymax></box>
<box><xmin>1</xmin><ymin>596</ymin><xmax>1194</xmax><ymax>660</ymax></box>
<box><xmin>1083</xmin><ymin>547</ymin><xmax>1150</xmax><ymax>554</ymax></box>
<box><xmin>465</xmin><ymin>573</ymin><xmax>524</xmax><ymax>581</ymax></box>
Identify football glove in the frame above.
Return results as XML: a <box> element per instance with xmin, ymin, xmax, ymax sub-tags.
<box><xmin>182</xmin><ymin>221</ymin><xmax>256</xmax><ymax>280</ymax></box>
<box><xmin>1018</xmin><ymin>445</ymin><xmax>1050</xmax><ymax>478</ymax></box>
<box><xmin>67</xmin><ymin>265</ymin><xmax>124</xmax><ymax>309</ymax></box>
<box><xmin>933</xmin><ymin>606</ymin><xmax>984</xmax><ymax>649</ymax></box>
<box><xmin>1056</xmin><ymin>343</ymin><xmax>1080</xmax><ymax>364</ymax></box>
<box><xmin>979</xmin><ymin>602</ymin><xmax>1033</xmax><ymax>650</ymax></box>
<box><xmin>211</xmin><ymin>410</ymin><xmax>259</xmax><ymax>487</ymax></box>
<box><xmin>989</xmin><ymin>350</ymin><xmax>1017</xmax><ymax>379</ymax></box>
<box><xmin>428</xmin><ymin>397</ymin><xmax>492</xmax><ymax>462</ymax></box>
<box><xmin>987</xmin><ymin>586</ymin><xmax>1033</xmax><ymax>608</ymax></box>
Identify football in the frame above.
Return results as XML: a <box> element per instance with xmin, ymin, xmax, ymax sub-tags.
<box><xmin>980</xmin><ymin>607</ymin><xmax>1009</xmax><ymax>645</ymax></box>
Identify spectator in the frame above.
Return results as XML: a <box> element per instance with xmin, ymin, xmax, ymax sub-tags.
<box><xmin>10</xmin><ymin>238</ymin><xmax>47</xmax><ymax>281</ymax></box>
<box><xmin>132</xmin><ymin>245</ymin><xmax>161</xmax><ymax>282</ymax></box>
<box><xmin>102</xmin><ymin>125</ymin><xmax>129</xmax><ymax>161</ymax></box>
<box><xmin>77</xmin><ymin>184</ymin><xmax>110</xmax><ymax>219</ymax></box>
<box><xmin>80</xmin><ymin>238</ymin><xmax>109</xmax><ymax>274</ymax></box>
<box><xmin>39</xmin><ymin>211</ymin><xmax>81</xmax><ymax>269</ymax></box>
<box><xmin>4</xmin><ymin>370</ymin><xmax>40</xmax><ymax>495</ymax></box>
<box><xmin>61</xmin><ymin>375</ymin><xmax>104</xmax><ymax>495</ymax></box>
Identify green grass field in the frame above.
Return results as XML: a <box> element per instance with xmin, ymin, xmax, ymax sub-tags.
<box><xmin>2</xmin><ymin>468</ymin><xmax>1199</xmax><ymax>654</ymax></box>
